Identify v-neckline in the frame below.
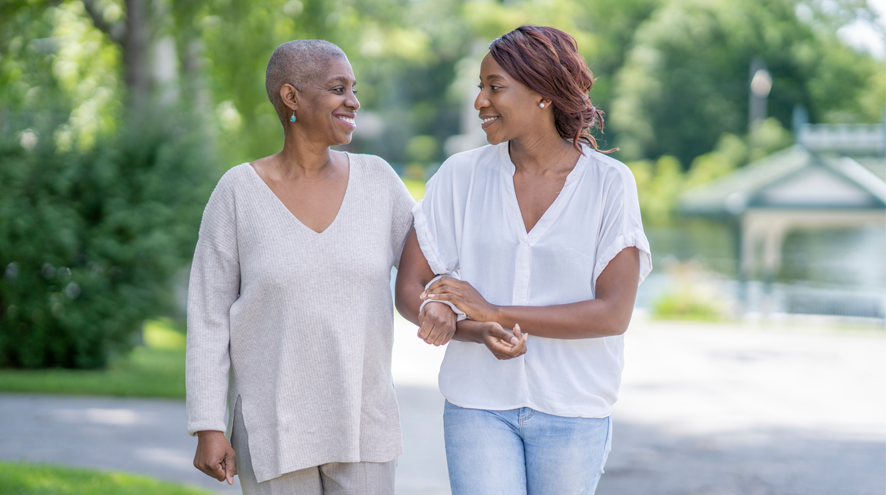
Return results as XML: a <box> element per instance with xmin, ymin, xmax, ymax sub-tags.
<box><xmin>246</xmin><ymin>154</ymin><xmax>353</xmax><ymax>235</ymax></box>
<box><xmin>499</xmin><ymin>142</ymin><xmax>586</xmax><ymax>243</ymax></box>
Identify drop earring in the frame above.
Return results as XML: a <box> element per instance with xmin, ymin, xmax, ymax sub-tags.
<box><xmin>290</xmin><ymin>111</ymin><xmax>297</xmax><ymax>123</ymax></box>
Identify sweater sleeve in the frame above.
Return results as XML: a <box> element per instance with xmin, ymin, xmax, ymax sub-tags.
<box><xmin>385</xmin><ymin>160</ymin><xmax>416</xmax><ymax>269</ymax></box>
<box><xmin>186</xmin><ymin>174</ymin><xmax>240</xmax><ymax>436</ymax></box>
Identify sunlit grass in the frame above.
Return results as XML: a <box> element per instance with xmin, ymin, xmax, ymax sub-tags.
<box><xmin>0</xmin><ymin>462</ymin><xmax>214</xmax><ymax>495</ymax></box>
<box><xmin>402</xmin><ymin>178</ymin><xmax>426</xmax><ymax>201</ymax></box>
<box><xmin>0</xmin><ymin>319</ymin><xmax>186</xmax><ymax>398</ymax></box>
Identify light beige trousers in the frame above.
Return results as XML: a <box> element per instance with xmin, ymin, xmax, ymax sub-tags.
<box><xmin>232</xmin><ymin>398</ymin><xmax>397</xmax><ymax>495</ymax></box>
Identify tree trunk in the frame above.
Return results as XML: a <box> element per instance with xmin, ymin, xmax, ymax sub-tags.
<box><xmin>123</xmin><ymin>0</ymin><xmax>150</xmax><ymax>109</ymax></box>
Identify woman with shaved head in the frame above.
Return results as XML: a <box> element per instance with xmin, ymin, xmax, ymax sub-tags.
<box><xmin>186</xmin><ymin>40</ymin><xmax>413</xmax><ymax>494</ymax></box>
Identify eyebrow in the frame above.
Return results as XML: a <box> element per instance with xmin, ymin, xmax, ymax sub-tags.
<box><xmin>480</xmin><ymin>74</ymin><xmax>506</xmax><ymax>81</ymax></box>
<box><xmin>325</xmin><ymin>76</ymin><xmax>356</xmax><ymax>85</ymax></box>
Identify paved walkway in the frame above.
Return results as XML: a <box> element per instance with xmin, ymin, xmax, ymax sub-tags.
<box><xmin>1</xmin><ymin>316</ymin><xmax>884</xmax><ymax>494</ymax></box>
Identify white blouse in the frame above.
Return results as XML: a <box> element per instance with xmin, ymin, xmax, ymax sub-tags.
<box><xmin>413</xmin><ymin>142</ymin><xmax>652</xmax><ymax>418</ymax></box>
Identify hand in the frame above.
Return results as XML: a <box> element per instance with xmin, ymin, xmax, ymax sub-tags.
<box><xmin>418</xmin><ymin>301</ymin><xmax>457</xmax><ymax>346</ymax></box>
<box><xmin>194</xmin><ymin>430</ymin><xmax>236</xmax><ymax>485</ymax></box>
<box><xmin>421</xmin><ymin>278</ymin><xmax>498</xmax><ymax>322</ymax></box>
<box><xmin>480</xmin><ymin>322</ymin><xmax>527</xmax><ymax>360</ymax></box>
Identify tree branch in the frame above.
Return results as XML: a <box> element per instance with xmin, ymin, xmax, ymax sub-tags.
<box><xmin>81</xmin><ymin>0</ymin><xmax>126</xmax><ymax>45</ymax></box>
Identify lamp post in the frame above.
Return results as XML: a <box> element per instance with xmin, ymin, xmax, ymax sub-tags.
<box><xmin>748</xmin><ymin>57</ymin><xmax>772</xmax><ymax>131</ymax></box>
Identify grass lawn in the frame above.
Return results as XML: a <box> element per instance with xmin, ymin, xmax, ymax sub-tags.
<box><xmin>0</xmin><ymin>462</ymin><xmax>214</xmax><ymax>495</ymax></box>
<box><xmin>0</xmin><ymin>319</ymin><xmax>186</xmax><ymax>399</ymax></box>
<box><xmin>402</xmin><ymin>178</ymin><xmax>426</xmax><ymax>201</ymax></box>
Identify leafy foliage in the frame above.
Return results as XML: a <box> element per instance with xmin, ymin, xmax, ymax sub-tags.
<box><xmin>0</xmin><ymin>113</ymin><xmax>216</xmax><ymax>368</ymax></box>
<box><xmin>610</xmin><ymin>0</ymin><xmax>885</xmax><ymax>164</ymax></box>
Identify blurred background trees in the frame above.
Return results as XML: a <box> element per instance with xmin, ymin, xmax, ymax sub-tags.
<box><xmin>1</xmin><ymin>0</ymin><xmax>883</xmax><ymax>367</ymax></box>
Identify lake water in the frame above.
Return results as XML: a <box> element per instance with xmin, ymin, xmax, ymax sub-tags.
<box><xmin>639</xmin><ymin>220</ymin><xmax>886</xmax><ymax>319</ymax></box>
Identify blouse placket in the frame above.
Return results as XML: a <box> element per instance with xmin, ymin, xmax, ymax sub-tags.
<box><xmin>498</xmin><ymin>145</ymin><xmax>587</xmax><ymax>306</ymax></box>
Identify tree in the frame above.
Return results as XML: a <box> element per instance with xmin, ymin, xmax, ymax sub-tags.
<box><xmin>609</xmin><ymin>0</ymin><xmax>885</xmax><ymax>165</ymax></box>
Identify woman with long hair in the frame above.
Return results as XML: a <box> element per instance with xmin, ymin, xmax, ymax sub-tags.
<box><xmin>396</xmin><ymin>26</ymin><xmax>651</xmax><ymax>494</ymax></box>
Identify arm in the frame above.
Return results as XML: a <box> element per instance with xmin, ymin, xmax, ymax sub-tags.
<box><xmin>396</xmin><ymin>230</ymin><xmax>526</xmax><ymax>356</ymax></box>
<box><xmin>185</xmin><ymin>182</ymin><xmax>240</xmax><ymax>484</ymax></box>
<box><xmin>423</xmin><ymin>246</ymin><xmax>640</xmax><ymax>339</ymax></box>
<box><xmin>394</xmin><ymin>229</ymin><xmax>462</xmax><ymax>346</ymax></box>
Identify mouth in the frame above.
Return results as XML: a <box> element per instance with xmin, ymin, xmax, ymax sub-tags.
<box><xmin>480</xmin><ymin>116</ymin><xmax>499</xmax><ymax>129</ymax></box>
<box><xmin>335</xmin><ymin>114</ymin><xmax>356</xmax><ymax>129</ymax></box>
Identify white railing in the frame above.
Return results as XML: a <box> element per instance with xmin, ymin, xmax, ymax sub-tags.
<box><xmin>799</xmin><ymin>123</ymin><xmax>885</xmax><ymax>155</ymax></box>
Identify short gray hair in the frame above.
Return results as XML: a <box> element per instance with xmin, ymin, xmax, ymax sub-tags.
<box><xmin>265</xmin><ymin>40</ymin><xmax>347</xmax><ymax>125</ymax></box>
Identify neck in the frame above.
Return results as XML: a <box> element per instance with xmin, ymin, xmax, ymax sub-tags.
<box><xmin>508</xmin><ymin>125</ymin><xmax>576</xmax><ymax>174</ymax></box>
<box><xmin>274</xmin><ymin>127</ymin><xmax>337</xmax><ymax>178</ymax></box>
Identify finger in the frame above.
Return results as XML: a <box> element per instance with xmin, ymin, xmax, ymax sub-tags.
<box><xmin>425</xmin><ymin>292</ymin><xmax>453</xmax><ymax>302</ymax></box>
<box><xmin>211</xmin><ymin>460</ymin><xmax>226</xmax><ymax>482</ymax></box>
<box><xmin>514</xmin><ymin>335</ymin><xmax>528</xmax><ymax>356</ymax></box>
<box><xmin>486</xmin><ymin>338</ymin><xmax>516</xmax><ymax>357</ymax></box>
<box><xmin>428</xmin><ymin>320</ymin><xmax>449</xmax><ymax>346</ymax></box>
<box><xmin>225</xmin><ymin>453</ymin><xmax>236</xmax><ymax>485</ymax></box>
<box><xmin>513</xmin><ymin>324</ymin><xmax>523</xmax><ymax>339</ymax></box>
<box><xmin>495</xmin><ymin>336</ymin><xmax>525</xmax><ymax>358</ymax></box>
<box><xmin>418</xmin><ymin>326</ymin><xmax>436</xmax><ymax>345</ymax></box>
<box><xmin>487</xmin><ymin>325</ymin><xmax>518</xmax><ymax>346</ymax></box>
<box><xmin>433</xmin><ymin>323</ymin><xmax>454</xmax><ymax>346</ymax></box>
<box><xmin>426</xmin><ymin>277</ymin><xmax>463</xmax><ymax>293</ymax></box>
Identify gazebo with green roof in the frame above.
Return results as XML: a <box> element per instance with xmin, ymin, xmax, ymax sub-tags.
<box><xmin>679</xmin><ymin>122</ymin><xmax>886</xmax><ymax>314</ymax></box>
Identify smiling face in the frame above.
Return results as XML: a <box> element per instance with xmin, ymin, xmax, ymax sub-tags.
<box><xmin>289</xmin><ymin>57</ymin><xmax>360</xmax><ymax>147</ymax></box>
<box><xmin>474</xmin><ymin>53</ymin><xmax>548</xmax><ymax>145</ymax></box>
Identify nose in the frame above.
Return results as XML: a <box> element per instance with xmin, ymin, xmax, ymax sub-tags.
<box><xmin>346</xmin><ymin>90</ymin><xmax>360</xmax><ymax>112</ymax></box>
<box><xmin>474</xmin><ymin>89</ymin><xmax>488</xmax><ymax>111</ymax></box>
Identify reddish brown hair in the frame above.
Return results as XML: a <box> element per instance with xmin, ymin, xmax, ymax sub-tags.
<box><xmin>489</xmin><ymin>26</ymin><xmax>613</xmax><ymax>154</ymax></box>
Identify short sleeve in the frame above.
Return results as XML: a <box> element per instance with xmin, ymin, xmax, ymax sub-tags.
<box><xmin>412</xmin><ymin>158</ymin><xmax>467</xmax><ymax>275</ymax></box>
<box><xmin>592</xmin><ymin>166</ymin><xmax>653</xmax><ymax>290</ymax></box>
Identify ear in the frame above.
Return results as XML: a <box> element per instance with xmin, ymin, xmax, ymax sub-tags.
<box><xmin>280</xmin><ymin>83</ymin><xmax>299</xmax><ymax>112</ymax></box>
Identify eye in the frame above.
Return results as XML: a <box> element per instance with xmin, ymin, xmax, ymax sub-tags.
<box><xmin>352</xmin><ymin>88</ymin><xmax>358</xmax><ymax>95</ymax></box>
<box><xmin>490</xmin><ymin>85</ymin><xmax>501</xmax><ymax>91</ymax></box>
<box><xmin>332</xmin><ymin>86</ymin><xmax>345</xmax><ymax>94</ymax></box>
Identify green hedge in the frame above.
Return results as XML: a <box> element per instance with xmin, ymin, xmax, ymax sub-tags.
<box><xmin>0</xmin><ymin>114</ymin><xmax>216</xmax><ymax>368</ymax></box>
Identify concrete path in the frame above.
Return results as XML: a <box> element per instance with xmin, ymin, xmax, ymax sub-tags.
<box><xmin>1</xmin><ymin>315</ymin><xmax>883</xmax><ymax>494</ymax></box>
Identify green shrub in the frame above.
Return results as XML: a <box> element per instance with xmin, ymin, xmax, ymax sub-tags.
<box><xmin>0</xmin><ymin>113</ymin><xmax>216</xmax><ymax>369</ymax></box>
<box><xmin>651</xmin><ymin>260</ymin><xmax>731</xmax><ymax>321</ymax></box>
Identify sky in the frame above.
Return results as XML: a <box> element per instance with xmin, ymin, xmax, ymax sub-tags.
<box><xmin>837</xmin><ymin>0</ymin><xmax>886</xmax><ymax>58</ymax></box>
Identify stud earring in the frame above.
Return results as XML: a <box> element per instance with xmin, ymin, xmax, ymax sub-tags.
<box><xmin>539</xmin><ymin>102</ymin><xmax>545</xmax><ymax>108</ymax></box>
<box><xmin>290</xmin><ymin>111</ymin><xmax>296</xmax><ymax>123</ymax></box>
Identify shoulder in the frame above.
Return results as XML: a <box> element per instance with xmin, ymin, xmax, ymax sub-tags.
<box><xmin>347</xmin><ymin>152</ymin><xmax>400</xmax><ymax>183</ymax></box>
<box><xmin>430</xmin><ymin>143</ymin><xmax>501</xmax><ymax>188</ymax></box>
<box><xmin>583</xmin><ymin>148</ymin><xmax>638</xmax><ymax>191</ymax></box>
<box><xmin>207</xmin><ymin>163</ymin><xmax>252</xmax><ymax>204</ymax></box>
<box><xmin>214</xmin><ymin>163</ymin><xmax>252</xmax><ymax>192</ymax></box>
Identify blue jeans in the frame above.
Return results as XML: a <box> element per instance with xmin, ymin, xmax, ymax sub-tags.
<box><xmin>443</xmin><ymin>401</ymin><xmax>612</xmax><ymax>495</ymax></box>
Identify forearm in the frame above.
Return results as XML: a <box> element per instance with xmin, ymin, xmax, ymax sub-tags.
<box><xmin>451</xmin><ymin>319</ymin><xmax>489</xmax><ymax>343</ymax></box>
<box><xmin>489</xmin><ymin>299</ymin><xmax>632</xmax><ymax>339</ymax></box>
<box><xmin>394</xmin><ymin>229</ymin><xmax>441</xmax><ymax>326</ymax></box>
<box><xmin>395</xmin><ymin>275</ymin><xmax>426</xmax><ymax>326</ymax></box>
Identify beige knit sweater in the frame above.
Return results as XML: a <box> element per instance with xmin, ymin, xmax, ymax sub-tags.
<box><xmin>185</xmin><ymin>154</ymin><xmax>414</xmax><ymax>483</ymax></box>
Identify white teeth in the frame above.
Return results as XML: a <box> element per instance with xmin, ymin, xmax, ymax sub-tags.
<box><xmin>482</xmin><ymin>117</ymin><xmax>498</xmax><ymax>124</ymax></box>
<box><xmin>338</xmin><ymin>116</ymin><xmax>355</xmax><ymax>125</ymax></box>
